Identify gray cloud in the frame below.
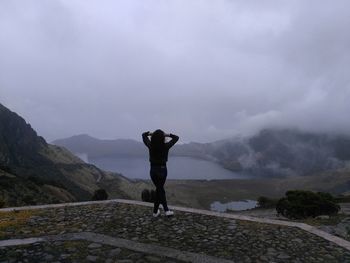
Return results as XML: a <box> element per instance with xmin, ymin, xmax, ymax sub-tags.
<box><xmin>1</xmin><ymin>0</ymin><xmax>350</xmax><ymax>142</ymax></box>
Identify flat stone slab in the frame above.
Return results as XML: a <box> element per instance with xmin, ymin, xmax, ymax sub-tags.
<box><xmin>1</xmin><ymin>199</ymin><xmax>350</xmax><ymax>262</ymax></box>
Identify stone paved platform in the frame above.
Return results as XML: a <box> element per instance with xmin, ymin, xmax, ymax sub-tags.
<box><xmin>1</xmin><ymin>199</ymin><xmax>350</xmax><ymax>263</ymax></box>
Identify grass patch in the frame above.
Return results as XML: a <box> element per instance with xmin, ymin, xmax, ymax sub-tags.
<box><xmin>0</xmin><ymin>210</ymin><xmax>37</xmax><ymax>235</ymax></box>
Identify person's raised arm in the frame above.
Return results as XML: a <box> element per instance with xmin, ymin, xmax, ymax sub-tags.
<box><xmin>142</xmin><ymin>131</ymin><xmax>152</xmax><ymax>148</ymax></box>
<box><xmin>165</xmin><ymin>133</ymin><xmax>179</xmax><ymax>148</ymax></box>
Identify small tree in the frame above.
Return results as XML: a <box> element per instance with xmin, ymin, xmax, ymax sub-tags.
<box><xmin>257</xmin><ymin>196</ymin><xmax>278</xmax><ymax>208</ymax></box>
<box><xmin>141</xmin><ymin>189</ymin><xmax>151</xmax><ymax>202</ymax></box>
<box><xmin>92</xmin><ymin>189</ymin><xmax>108</xmax><ymax>201</ymax></box>
<box><xmin>141</xmin><ymin>189</ymin><xmax>156</xmax><ymax>203</ymax></box>
<box><xmin>276</xmin><ymin>190</ymin><xmax>340</xmax><ymax>219</ymax></box>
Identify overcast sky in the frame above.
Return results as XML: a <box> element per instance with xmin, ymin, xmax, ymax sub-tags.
<box><xmin>1</xmin><ymin>0</ymin><xmax>350</xmax><ymax>143</ymax></box>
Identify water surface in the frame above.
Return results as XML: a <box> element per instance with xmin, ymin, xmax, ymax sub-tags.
<box><xmin>210</xmin><ymin>200</ymin><xmax>257</xmax><ymax>212</ymax></box>
<box><xmin>88</xmin><ymin>156</ymin><xmax>250</xmax><ymax>180</ymax></box>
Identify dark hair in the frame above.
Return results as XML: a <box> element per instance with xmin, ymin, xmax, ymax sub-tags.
<box><xmin>151</xmin><ymin>129</ymin><xmax>165</xmax><ymax>151</ymax></box>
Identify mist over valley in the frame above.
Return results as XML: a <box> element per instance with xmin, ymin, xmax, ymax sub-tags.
<box><xmin>53</xmin><ymin>129</ymin><xmax>350</xmax><ymax>180</ymax></box>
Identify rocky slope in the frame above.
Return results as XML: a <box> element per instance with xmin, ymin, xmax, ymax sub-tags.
<box><xmin>0</xmin><ymin>103</ymin><xmax>130</xmax><ymax>207</ymax></box>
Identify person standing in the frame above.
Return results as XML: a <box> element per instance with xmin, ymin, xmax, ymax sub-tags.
<box><xmin>142</xmin><ymin>129</ymin><xmax>179</xmax><ymax>217</ymax></box>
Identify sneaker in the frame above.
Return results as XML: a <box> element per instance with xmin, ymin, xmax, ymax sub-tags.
<box><xmin>165</xmin><ymin>210</ymin><xmax>174</xmax><ymax>217</ymax></box>
<box><xmin>153</xmin><ymin>209</ymin><xmax>161</xmax><ymax>218</ymax></box>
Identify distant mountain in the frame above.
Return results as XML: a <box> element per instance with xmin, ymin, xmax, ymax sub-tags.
<box><xmin>53</xmin><ymin>134</ymin><xmax>147</xmax><ymax>158</ymax></box>
<box><xmin>208</xmin><ymin>129</ymin><xmax>350</xmax><ymax>177</ymax></box>
<box><xmin>175</xmin><ymin>129</ymin><xmax>350</xmax><ymax>177</ymax></box>
<box><xmin>0</xmin><ymin>103</ymin><xmax>130</xmax><ymax>207</ymax></box>
<box><xmin>54</xmin><ymin>129</ymin><xmax>350</xmax><ymax>178</ymax></box>
<box><xmin>53</xmin><ymin>134</ymin><xmax>215</xmax><ymax>161</ymax></box>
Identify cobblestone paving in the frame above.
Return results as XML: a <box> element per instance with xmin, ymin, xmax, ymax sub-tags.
<box><xmin>1</xmin><ymin>202</ymin><xmax>350</xmax><ymax>262</ymax></box>
<box><xmin>0</xmin><ymin>240</ymin><xmax>182</xmax><ymax>263</ymax></box>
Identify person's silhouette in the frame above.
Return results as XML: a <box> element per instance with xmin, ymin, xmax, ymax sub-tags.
<box><xmin>142</xmin><ymin>129</ymin><xmax>179</xmax><ymax>217</ymax></box>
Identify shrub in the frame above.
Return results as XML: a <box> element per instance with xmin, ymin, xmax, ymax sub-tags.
<box><xmin>92</xmin><ymin>189</ymin><xmax>108</xmax><ymax>201</ymax></box>
<box><xmin>0</xmin><ymin>198</ymin><xmax>5</xmax><ymax>208</ymax></box>
<box><xmin>22</xmin><ymin>195</ymin><xmax>36</xmax><ymax>206</ymax></box>
<box><xmin>276</xmin><ymin>190</ymin><xmax>340</xmax><ymax>219</ymax></box>
<box><xmin>141</xmin><ymin>189</ymin><xmax>156</xmax><ymax>203</ymax></box>
<box><xmin>257</xmin><ymin>196</ymin><xmax>278</xmax><ymax>208</ymax></box>
<box><xmin>141</xmin><ymin>189</ymin><xmax>150</xmax><ymax>202</ymax></box>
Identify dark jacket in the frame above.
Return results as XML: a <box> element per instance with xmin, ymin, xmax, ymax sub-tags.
<box><xmin>142</xmin><ymin>132</ymin><xmax>179</xmax><ymax>165</ymax></box>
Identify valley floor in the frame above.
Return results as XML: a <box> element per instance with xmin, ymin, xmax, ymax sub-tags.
<box><xmin>1</xmin><ymin>200</ymin><xmax>350</xmax><ymax>262</ymax></box>
<box><xmin>105</xmin><ymin>171</ymin><xmax>350</xmax><ymax>210</ymax></box>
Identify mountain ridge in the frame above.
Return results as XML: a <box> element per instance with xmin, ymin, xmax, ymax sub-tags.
<box><xmin>53</xmin><ymin>129</ymin><xmax>350</xmax><ymax>178</ymax></box>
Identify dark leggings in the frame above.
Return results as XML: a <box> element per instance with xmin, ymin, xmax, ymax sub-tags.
<box><xmin>150</xmin><ymin>165</ymin><xmax>169</xmax><ymax>213</ymax></box>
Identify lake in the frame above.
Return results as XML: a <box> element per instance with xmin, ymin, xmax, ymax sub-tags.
<box><xmin>210</xmin><ymin>200</ymin><xmax>258</xmax><ymax>212</ymax></box>
<box><xmin>88</xmin><ymin>156</ymin><xmax>250</xmax><ymax>180</ymax></box>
